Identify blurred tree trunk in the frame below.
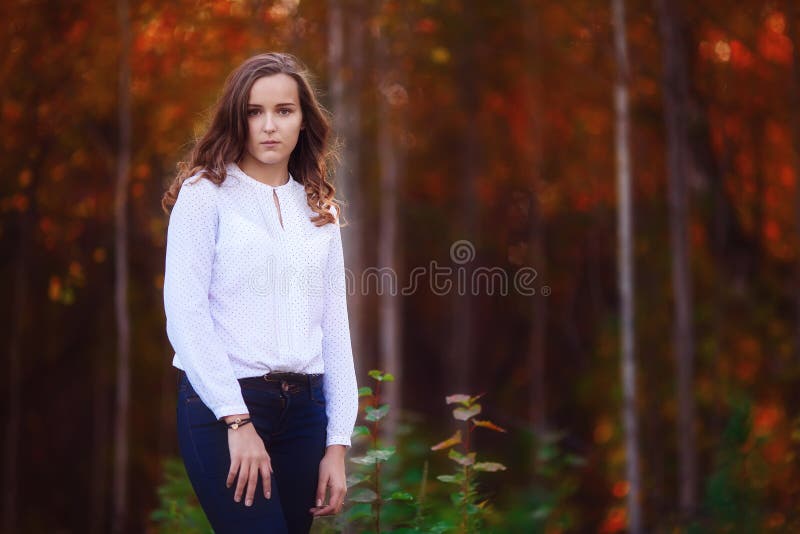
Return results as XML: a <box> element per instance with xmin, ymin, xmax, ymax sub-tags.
<box><xmin>375</xmin><ymin>0</ymin><xmax>405</xmax><ymax>439</ymax></box>
<box><xmin>2</xmin><ymin>164</ymin><xmax>38</xmax><ymax>534</ymax></box>
<box><xmin>789</xmin><ymin>1</ymin><xmax>800</xmax><ymax>364</ymax></box>
<box><xmin>612</xmin><ymin>0</ymin><xmax>643</xmax><ymax>531</ymax></box>
<box><xmin>655</xmin><ymin>0</ymin><xmax>697</xmax><ymax>519</ymax></box>
<box><xmin>328</xmin><ymin>0</ymin><xmax>368</xmax><ymax>395</ymax></box>
<box><xmin>92</xmin><ymin>329</ymin><xmax>112</xmax><ymax>534</ymax></box>
<box><xmin>448</xmin><ymin>0</ymin><xmax>480</xmax><ymax>395</ymax></box>
<box><xmin>345</xmin><ymin>0</ymin><xmax>367</xmax><ymax>381</ymax></box>
<box><xmin>520</xmin><ymin>0</ymin><xmax>549</xmax><ymax>440</ymax></box>
<box><xmin>112</xmin><ymin>0</ymin><xmax>132</xmax><ymax>530</ymax></box>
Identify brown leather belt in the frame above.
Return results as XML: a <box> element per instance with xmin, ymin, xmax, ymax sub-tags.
<box><xmin>249</xmin><ymin>371</ymin><xmax>324</xmax><ymax>393</ymax></box>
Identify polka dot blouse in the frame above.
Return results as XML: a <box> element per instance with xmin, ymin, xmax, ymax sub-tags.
<box><xmin>163</xmin><ymin>161</ymin><xmax>358</xmax><ymax>447</ymax></box>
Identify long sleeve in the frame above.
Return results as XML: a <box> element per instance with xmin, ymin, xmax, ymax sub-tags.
<box><xmin>321</xmin><ymin>207</ymin><xmax>359</xmax><ymax>447</ymax></box>
<box><xmin>163</xmin><ymin>176</ymin><xmax>249</xmax><ymax>421</ymax></box>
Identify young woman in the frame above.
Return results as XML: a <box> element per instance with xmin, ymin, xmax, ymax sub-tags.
<box><xmin>161</xmin><ymin>52</ymin><xmax>358</xmax><ymax>533</ymax></box>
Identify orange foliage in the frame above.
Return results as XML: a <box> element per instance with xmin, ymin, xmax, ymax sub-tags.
<box><xmin>758</xmin><ymin>12</ymin><xmax>792</xmax><ymax>64</ymax></box>
<box><xmin>594</xmin><ymin>416</ymin><xmax>614</xmax><ymax>444</ymax></box>
<box><xmin>611</xmin><ymin>480</ymin><xmax>629</xmax><ymax>498</ymax></box>
<box><xmin>599</xmin><ymin>507</ymin><xmax>627</xmax><ymax>533</ymax></box>
<box><xmin>48</xmin><ymin>276</ymin><xmax>61</xmax><ymax>301</ymax></box>
<box><xmin>752</xmin><ymin>402</ymin><xmax>782</xmax><ymax>437</ymax></box>
<box><xmin>729</xmin><ymin>40</ymin><xmax>756</xmax><ymax>69</ymax></box>
<box><xmin>779</xmin><ymin>165</ymin><xmax>794</xmax><ymax>188</ymax></box>
<box><xmin>764</xmin><ymin>219</ymin><xmax>780</xmax><ymax>242</ymax></box>
<box><xmin>415</xmin><ymin>18</ymin><xmax>437</xmax><ymax>34</ymax></box>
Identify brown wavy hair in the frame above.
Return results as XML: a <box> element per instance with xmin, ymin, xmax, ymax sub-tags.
<box><xmin>161</xmin><ymin>52</ymin><xmax>342</xmax><ymax>227</ymax></box>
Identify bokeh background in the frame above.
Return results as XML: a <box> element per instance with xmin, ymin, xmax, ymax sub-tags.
<box><xmin>3</xmin><ymin>0</ymin><xmax>800</xmax><ymax>532</ymax></box>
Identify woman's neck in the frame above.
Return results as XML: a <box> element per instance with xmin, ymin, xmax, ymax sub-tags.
<box><xmin>237</xmin><ymin>157</ymin><xmax>290</xmax><ymax>187</ymax></box>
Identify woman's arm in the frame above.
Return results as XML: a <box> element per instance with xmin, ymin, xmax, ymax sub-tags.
<box><xmin>319</xmin><ymin>206</ymin><xmax>359</xmax><ymax>448</ymax></box>
<box><xmin>312</xmin><ymin>207</ymin><xmax>358</xmax><ymax>516</ymax></box>
<box><xmin>163</xmin><ymin>176</ymin><xmax>249</xmax><ymax>420</ymax></box>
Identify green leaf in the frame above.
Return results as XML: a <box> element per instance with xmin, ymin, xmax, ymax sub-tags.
<box><xmin>366</xmin><ymin>446</ymin><xmax>396</xmax><ymax>462</ymax></box>
<box><xmin>350</xmin><ymin>455</ymin><xmax>377</xmax><ymax>465</ymax></box>
<box><xmin>564</xmin><ymin>453</ymin><xmax>587</xmax><ymax>466</ymax></box>
<box><xmin>448</xmin><ymin>448</ymin><xmax>475</xmax><ymax>466</ymax></box>
<box><xmin>445</xmin><ymin>394</ymin><xmax>471</xmax><ymax>405</ymax></box>
<box><xmin>436</xmin><ymin>474</ymin><xmax>462</xmax><ymax>484</ymax></box>
<box><xmin>358</xmin><ymin>386</ymin><xmax>373</xmax><ymax>397</ymax></box>
<box><xmin>453</xmin><ymin>404</ymin><xmax>481</xmax><ymax>421</ymax></box>
<box><xmin>446</xmin><ymin>393</ymin><xmax>485</xmax><ymax>407</ymax></box>
<box><xmin>537</xmin><ymin>443</ymin><xmax>558</xmax><ymax>462</ymax></box>
<box><xmin>365</xmin><ymin>404</ymin><xmax>390</xmax><ymax>422</ymax></box>
<box><xmin>367</xmin><ymin>369</ymin><xmax>394</xmax><ymax>382</ymax></box>
<box><xmin>346</xmin><ymin>472</ymin><xmax>370</xmax><ymax>487</ymax></box>
<box><xmin>389</xmin><ymin>491</ymin><xmax>414</xmax><ymax>501</ymax></box>
<box><xmin>349</xmin><ymin>488</ymin><xmax>378</xmax><ymax>503</ymax></box>
<box><xmin>473</xmin><ymin>461</ymin><xmax>507</xmax><ymax>472</ymax></box>
<box><xmin>352</xmin><ymin>425</ymin><xmax>370</xmax><ymax>438</ymax></box>
<box><xmin>346</xmin><ymin>502</ymin><xmax>373</xmax><ymax>521</ymax></box>
<box><xmin>532</xmin><ymin>504</ymin><xmax>553</xmax><ymax>519</ymax></box>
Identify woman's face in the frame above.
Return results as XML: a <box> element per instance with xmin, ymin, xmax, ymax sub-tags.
<box><xmin>243</xmin><ymin>73</ymin><xmax>304</xmax><ymax>171</ymax></box>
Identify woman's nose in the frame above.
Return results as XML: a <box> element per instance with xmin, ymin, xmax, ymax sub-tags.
<box><xmin>263</xmin><ymin>113</ymin><xmax>276</xmax><ymax>132</ymax></box>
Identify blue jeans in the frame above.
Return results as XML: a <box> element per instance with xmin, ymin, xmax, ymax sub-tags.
<box><xmin>176</xmin><ymin>369</ymin><xmax>328</xmax><ymax>533</ymax></box>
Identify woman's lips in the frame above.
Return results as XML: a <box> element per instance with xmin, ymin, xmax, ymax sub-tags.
<box><xmin>261</xmin><ymin>140</ymin><xmax>280</xmax><ymax>145</ymax></box>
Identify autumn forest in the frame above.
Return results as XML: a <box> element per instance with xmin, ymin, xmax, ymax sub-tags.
<box><xmin>2</xmin><ymin>0</ymin><xmax>800</xmax><ymax>532</ymax></box>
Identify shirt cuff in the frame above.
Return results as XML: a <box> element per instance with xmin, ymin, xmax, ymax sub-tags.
<box><xmin>326</xmin><ymin>435</ymin><xmax>352</xmax><ymax>448</ymax></box>
<box><xmin>211</xmin><ymin>404</ymin><xmax>250</xmax><ymax>422</ymax></box>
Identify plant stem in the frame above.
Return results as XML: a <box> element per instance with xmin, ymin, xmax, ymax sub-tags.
<box><xmin>373</xmin><ymin>378</ymin><xmax>383</xmax><ymax>533</ymax></box>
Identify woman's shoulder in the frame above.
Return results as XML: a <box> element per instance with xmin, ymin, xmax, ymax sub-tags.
<box><xmin>181</xmin><ymin>170</ymin><xmax>222</xmax><ymax>196</ymax></box>
<box><xmin>173</xmin><ymin>171</ymin><xmax>222</xmax><ymax>215</ymax></box>
<box><xmin>182</xmin><ymin>169</ymin><xmax>218</xmax><ymax>189</ymax></box>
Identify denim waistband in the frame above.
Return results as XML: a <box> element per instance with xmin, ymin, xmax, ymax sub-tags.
<box><xmin>177</xmin><ymin>369</ymin><xmax>324</xmax><ymax>393</ymax></box>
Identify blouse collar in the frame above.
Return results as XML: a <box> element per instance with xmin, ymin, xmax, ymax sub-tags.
<box><xmin>226</xmin><ymin>161</ymin><xmax>297</xmax><ymax>192</ymax></box>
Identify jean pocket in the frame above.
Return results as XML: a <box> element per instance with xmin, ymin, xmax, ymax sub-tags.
<box><xmin>184</xmin><ymin>395</ymin><xmax>220</xmax><ymax>428</ymax></box>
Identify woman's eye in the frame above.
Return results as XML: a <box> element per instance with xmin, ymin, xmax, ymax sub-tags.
<box><xmin>248</xmin><ymin>109</ymin><xmax>260</xmax><ymax>116</ymax></box>
<box><xmin>278</xmin><ymin>109</ymin><xmax>292</xmax><ymax>115</ymax></box>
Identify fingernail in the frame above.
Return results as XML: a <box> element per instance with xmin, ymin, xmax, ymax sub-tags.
<box><xmin>235</xmin><ymin>496</ymin><xmax>240</xmax><ymax>502</ymax></box>
<box><xmin>246</xmin><ymin>499</ymin><xmax>252</xmax><ymax>506</ymax></box>
<box><xmin>266</xmin><ymin>492</ymin><xmax>271</xmax><ymax>499</ymax></box>
<box><xmin>317</xmin><ymin>498</ymin><xmax>322</xmax><ymax>507</ymax></box>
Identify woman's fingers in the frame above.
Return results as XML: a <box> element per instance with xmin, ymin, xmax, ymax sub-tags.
<box><xmin>311</xmin><ymin>484</ymin><xmax>346</xmax><ymax>516</ymax></box>
<box><xmin>226</xmin><ymin>458</ymin><xmax>240</xmax><ymax>489</ymax></box>
<box><xmin>233</xmin><ymin>462</ymin><xmax>247</xmax><ymax>503</ymax></box>
<box><xmin>332</xmin><ymin>484</ymin><xmax>346</xmax><ymax>513</ymax></box>
<box><xmin>315</xmin><ymin>471</ymin><xmax>329</xmax><ymax>510</ymax></box>
<box><xmin>226</xmin><ymin>425</ymin><xmax>273</xmax><ymax>505</ymax></box>
<box><xmin>244</xmin><ymin>463</ymin><xmax>259</xmax><ymax>506</ymax></box>
<box><xmin>261</xmin><ymin>461</ymin><xmax>272</xmax><ymax>499</ymax></box>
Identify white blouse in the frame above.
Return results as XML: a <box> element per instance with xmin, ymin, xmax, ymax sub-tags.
<box><xmin>163</xmin><ymin>161</ymin><xmax>358</xmax><ymax>447</ymax></box>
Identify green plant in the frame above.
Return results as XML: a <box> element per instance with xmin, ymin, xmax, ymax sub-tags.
<box><xmin>688</xmin><ymin>394</ymin><xmax>767</xmax><ymax>533</ymax></box>
<box><xmin>149</xmin><ymin>457</ymin><xmax>212</xmax><ymax>533</ymax></box>
<box><xmin>485</xmin><ymin>428</ymin><xmax>584</xmax><ymax>533</ymax></box>
<box><xmin>345</xmin><ymin>369</ymin><xmax>415</xmax><ymax>533</ymax></box>
<box><xmin>430</xmin><ymin>392</ymin><xmax>507</xmax><ymax>533</ymax></box>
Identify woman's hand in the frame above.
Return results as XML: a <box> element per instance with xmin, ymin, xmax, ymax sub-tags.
<box><xmin>310</xmin><ymin>445</ymin><xmax>347</xmax><ymax>516</ymax></box>
<box><xmin>224</xmin><ymin>414</ymin><xmax>272</xmax><ymax>506</ymax></box>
